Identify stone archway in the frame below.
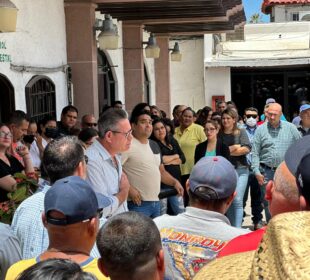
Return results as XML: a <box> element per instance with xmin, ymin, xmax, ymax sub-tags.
<box><xmin>0</xmin><ymin>73</ymin><xmax>15</xmax><ymax>123</ymax></box>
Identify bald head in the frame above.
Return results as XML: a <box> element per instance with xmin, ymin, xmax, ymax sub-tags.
<box><xmin>268</xmin><ymin>103</ymin><xmax>282</xmax><ymax>112</ymax></box>
<box><xmin>81</xmin><ymin>114</ymin><xmax>97</xmax><ymax>129</ymax></box>
<box><xmin>266</xmin><ymin>103</ymin><xmax>282</xmax><ymax>127</ymax></box>
<box><xmin>268</xmin><ymin>162</ymin><xmax>299</xmax><ymax>217</ymax></box>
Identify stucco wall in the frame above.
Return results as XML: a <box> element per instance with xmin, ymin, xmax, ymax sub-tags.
<box><xmin>204</xmin><ymin>67</ymin><xmax>231</xmax><ymax>106</ymax></box>
<box><xmin>170</xmin><ymin>39</ymin><xmax>205</xmax><ymax>116</ymax></box>
<box><xmin>95</xmin><ymin>15</ymin><xmax>156</xmax><ymax>109</ymax></box>
<box><xmin>274</xmin><ymin>5</ymin><xmax>310</xmax><ymax>22</ymax></box>
<box><xmin>0</xmin><ymin>0</ymin><xmax>67</xmax><ymax>119</ymax></box>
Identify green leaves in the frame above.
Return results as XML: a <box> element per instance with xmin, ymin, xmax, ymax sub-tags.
<box><xmin>0</xmin><ymin>172</ymin><xmax>38</xmax><ymax>224</ymax></box>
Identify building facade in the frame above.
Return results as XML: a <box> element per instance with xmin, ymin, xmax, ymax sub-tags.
<box><xmin>0</xmin><ymin>0</ymin><xmax>68</xmax><ymax>123</ymax></box>
<box><xmin>204</xmin><ymin>0</ymin><xmax>310</xmax><ymax>119</ymax></box>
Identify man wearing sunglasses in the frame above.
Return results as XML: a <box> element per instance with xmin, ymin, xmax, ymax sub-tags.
<box><xmin>7</xmin><ymin>176</ymin><xmax>107</xmax><ymax>279</ymax></box>
<box><xmin>81</xmin><ymin>114</ymin><xmax>97</xmax><ymax>130</ymax></box>
<box><xmin>243</xmin><ymin>107</ymin><xmax>264</xmax><ymax>230</ymax></box>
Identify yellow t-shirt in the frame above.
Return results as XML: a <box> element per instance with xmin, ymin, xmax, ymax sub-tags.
<box><xmin>5</xmin><ymin>257</ymin><xmax>107</xmax><ymax>280</ymax></box>
<box><xmin>174</xmin><ymin>123</ymin><xmax>207</xmax><ymax>175</ymax></box>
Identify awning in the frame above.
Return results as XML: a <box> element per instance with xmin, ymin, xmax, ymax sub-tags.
<box><xmin>95</xmin><ymin>0</ymin><xmax>246</xmax><ymax>36</ymax></box>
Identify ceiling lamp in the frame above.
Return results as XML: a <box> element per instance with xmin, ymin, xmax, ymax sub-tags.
<box><xmin>144</xmin><ymin>34</ymin><xmax>160</xmax><ymax>59</ymax></box>
<box><xmin>0</xmin><ymin>0</ymin><xmax>18</xmax><ymax>32</ymax></box>
<box><xmin>95</xmin><ymin>15</ymin><xmax>119</xmax><ymax>50</ymax></box>
<box><xmin>170</xmin><ymin>42</ymin><xmax>182</xmax><ymax>62</ymax></box>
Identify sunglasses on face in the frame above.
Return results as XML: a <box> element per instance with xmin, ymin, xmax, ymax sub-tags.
<box><xmin>245</xmin><ymin>114</ymin><xmax>258</xmax><ymax>119</ymax></box>
<box><xmin>86</xmin><ymin>123</ymin><xmax>97</xmax><ymax>127</ymax></box>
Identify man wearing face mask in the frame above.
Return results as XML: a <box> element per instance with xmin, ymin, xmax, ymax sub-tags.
<box><xmin>30</xmin><ymin>117</ymin><xmax>58</xmax><ymax>170</ymax></box>
<box><xmin>242</xmin><ymin>107</ymin><xmax>264</xmax><ymax>230</ymax></box>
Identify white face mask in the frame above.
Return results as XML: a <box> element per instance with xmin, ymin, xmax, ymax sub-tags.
<box><xmin>246</xmin><ymin>117</ymin><xmax>257</xmax><ymax>127</ymax></box>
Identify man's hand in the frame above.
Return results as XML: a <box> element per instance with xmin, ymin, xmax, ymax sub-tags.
<box><xmin>255</xmin><ymin>173</ymin><xmax>265</xmax><ymax>186</ymax></box>
<box><xmin>116</xmin><ymin>172</ymin><xmax>130</xmax><ymax>205</ymax></box>
<box><xmin>35</xmin><ymin>134</ymin><xmax>44</xmax><ymax>151</ymax></box>
<box><xmin>16</xmin><ymin>144</ymin><xmax>30</xmax><ymax>158</ymax></box>
<box><xmin>120</xmin><ymin>172</ymin><xmax>130</xmax><ymax>195</ymax></box>
<box><xmin>174</xmin><ymin>180</ymin><xmax>184</xmax><ymax>196</ymax></box>
<box><xmin>129</xmin><ymin>186</ymin><xmax>142</xmax><ymax>206</ymax></box>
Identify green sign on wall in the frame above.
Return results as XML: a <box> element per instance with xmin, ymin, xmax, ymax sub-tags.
<box><xmin>0</xmin><ymin>41</ymin><xmax>12</xmax><ymax>63</ymax></box>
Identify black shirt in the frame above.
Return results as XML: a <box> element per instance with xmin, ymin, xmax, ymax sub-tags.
<box><xmin>155</xmin><ymin>135</ymin><xmax>186</xmax><ymax>184</ymax></box>
<box><xmin>0</xmin><ymin>155</ymin><xmax>24</xmax><ymax>202</ymax></box>
<box><xmin>218</xmin><ymin>128</ymin><xmax>251</xmax><ymax>168</ymax></box>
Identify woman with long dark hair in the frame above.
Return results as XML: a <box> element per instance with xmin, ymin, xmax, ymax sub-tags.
<box><xmin>218</xmin><ymin>109</ymin><xmax>251</xmax><ymax>228</ymax></box>
<box><xmin>151</xmin><ymin>119</ymin><xmax>185</xmax><ymax>215</ymax></box>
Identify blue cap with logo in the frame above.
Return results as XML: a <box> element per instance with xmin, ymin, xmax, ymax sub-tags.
<box><xmin>44</xmin><ymin>176</ymin><xmax>105</xmax><ymax>225</ymax></box>
<box><xmin>189</xmin><ymin>156</ymin><xmax>238</xmax><ymax>200</ymax></box>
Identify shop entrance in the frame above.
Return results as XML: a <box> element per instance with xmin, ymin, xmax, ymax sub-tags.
<box><xmin>0</xmin><ymin>74</ymin><xmax>15</xmax><ymax>123</ymax></box>
<box><xmin>231</xmin><ymin>67</ymin><xmax>310</xmax><ymax>121</ymax></box>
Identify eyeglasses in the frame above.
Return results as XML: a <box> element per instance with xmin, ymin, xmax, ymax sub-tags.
<box><xmin>205</xmin><ymin>128</ymin><xmax>216</xmax><ymax>132</ymax></box>
<box><xmin>85</xmin><ymin>123</ymin><xmax>97</xmax><ymax>127</ymax></box>
<box><xmin>111</xmin><ymin>129</ymin><xmax>132</xmax><ymax>139</ymax></box>
<box><xmin>0</xmin><ymin>131</ymin><xmax>12</xmax><ymax>138</ymax></box>
<box><xmin>245</xmin><ymin>114</ymin><xmax>258</xmax><ymax>119</ymax></box>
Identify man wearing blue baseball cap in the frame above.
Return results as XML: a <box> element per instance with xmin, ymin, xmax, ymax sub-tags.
<box><xmin>154</xmin><ymin>156</ymin><xmax>249</xmax><ymax>280</ymax></box>
<box><xmin>6</xmin><ymin>176</ymin><xmax>107</xmax><ymax>279</ymax></box>
<box><xmin>298</xmin><ymin>104</ymin><xmax>310</xmax><ymax>136</ymax></box>
<box><xmin>11</xmin><ymin>136</ymin><xmax>109</xmax><ymax>260</ymax></box>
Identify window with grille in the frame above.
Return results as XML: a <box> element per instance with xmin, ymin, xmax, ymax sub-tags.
<box><xmin>25</xmin><ymin>75</ymin><xmax>56</xmax><ymax>123</ymax></box>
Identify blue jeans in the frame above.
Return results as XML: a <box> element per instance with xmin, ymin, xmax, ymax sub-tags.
<box><xmin>261</xmin><ymin>167</ymin><xmax>274</xmax><ymax>222</ymax></box>
<box><xmin>226</xmin><ymin>167</ymin><xmax>249</xmax><ymax>228</ymax></box>
<box><xmin>243</xmin><ymin>171</ymin><xmax>263</xmax><ymax>224</ymax></box>
<box><xmin>128</xmin><ymin>201</ymin><xmax>161</xmax><ymax>218</ymax></box>
<box><xmin>160</xmin><ymin>196</ymin><xmax>184</xmax><ymax>216</ymax></box>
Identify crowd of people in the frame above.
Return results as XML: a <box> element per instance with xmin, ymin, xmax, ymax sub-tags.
<box><xmin>0</xmin><ymin>97</ymin><xmax>309</xmax><ymax>279</ymax></box>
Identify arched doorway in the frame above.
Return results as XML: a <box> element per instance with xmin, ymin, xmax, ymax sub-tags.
<box><xmin>0</xmin><ymin>74</ymin><xmax>15</xmax><ymax>123</ymax></box>
<box><xmin>25</xmin><ymin>75</ymin><xmax>56</xmax><ymax>123</ymax></box>
<box><xmin>97</xmin><ymin>49</ymin><xmax>116</xmax><ymax>113</ymax></box>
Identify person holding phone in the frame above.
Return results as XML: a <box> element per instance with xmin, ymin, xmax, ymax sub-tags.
<box><xmin>0</xmin><ymin>123</ymin><xmax>34</xmax><ymax>202</ymax></box>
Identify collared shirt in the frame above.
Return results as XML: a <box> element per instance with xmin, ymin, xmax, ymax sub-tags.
<box><xmin>298</xmin><ymin>126</ymin><xmax>310</xmax><ymax>137</ymax></box>
<box><xmin>244</xmin><ymin>125</ymin><xmax>257</xmax><ymax>165</ymax></box>
<box><xmin>86</xmin><ymin>140</ymin><xmax>128</xmax><ymax>218</ymax></box>
<box><xmin>251</xmin><ymin>121</ymin><xmax>302</xmax><ymax>175</ymax></box>
<box><xmin>0</xmin><ymin>223</ymin><xmax>22</xmax><ymax>280</ymax></box>
<box><xmin>11</xmin><ymin>184</ymin><xmax>105</xmax><ymax>259</ymax></box>
<box><xmin>29</xmin><ymin>138</ymin><xmax>48</xmax><ymax>169</ymax></box>
<box><xmin>174</xmin><ymin>123</ymin><xmax>206</xmax><ymax>175</ymax></box>
<box><xmin>6</xmin><ymin>256</ymin><xmax>107</xmax><ymax>280</ymax></box>
<box><xmin>154</xmin><ymin>207</ymin><xmax>249</xmax><ymax>280</ymax></box>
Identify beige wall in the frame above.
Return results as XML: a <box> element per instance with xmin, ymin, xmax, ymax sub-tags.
<box><xmin>204</xmin><ymin>67</ymin><xmax>231</xmax><ymax>107</ymax></box>
<box><xmin>170</xmin><ymin>39</ymin><xmax>204</xmax><ymax>117</ymax></box>
<box><xmin>274</xmin><ymin>5</ymin><xmax>310</xmax><ymax>22</ymax></box>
